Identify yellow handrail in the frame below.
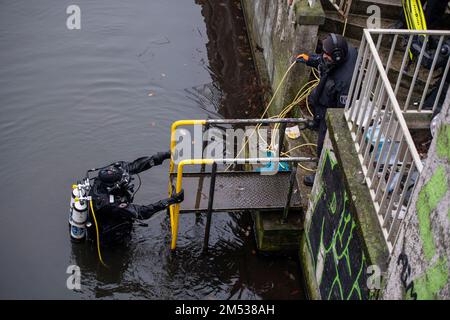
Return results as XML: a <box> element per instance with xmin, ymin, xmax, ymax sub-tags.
<box><xmin>168</xmin><ymin>120</ymin><xmax>207</xmax><ymax>196</ymax></box>
<box><xmin>167</xmin><ymin>118</ymin><xmax>312</xmax><ymax>250</ymax></box>
<box><xmin>168</xmin><ymin>120</ymin><xmax>207</xmax><ymax>245</ymax></box>
<box><xmin>169</xmin><ymin>159</ymin><xmax>214</xmax><ymax>250</ymax></box>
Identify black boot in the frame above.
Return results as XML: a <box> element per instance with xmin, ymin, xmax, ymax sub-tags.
<box><xmin>303</xmin><ymin>174</ymin><xmax>316</xmax><ymax>187</ymax></box>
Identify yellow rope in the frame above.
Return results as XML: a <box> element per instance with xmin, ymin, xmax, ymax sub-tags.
<box><xmin>226</xmin><ymin>61</ymin><xmax>297</xmax><ymax>171</ymax></box>
<box><xmin>284</xmin><ymin>143</ymin><xmax>317</xmax><ymax>154</ymax></box>
<box><xmin>89</xmin><ymin>200</ymin><xmax>108</xmax><ymax>268</ymax></box>
<box><xmin>269</xmin><ymin>79</ymin><xmax>318</xmax><ymax>147</ymax></box>
<box><xmin>312</xmin><ymin>67</ymin><xmax>320</xmax><ymax>80</ymax></box>
<box><xmin>342</xmin><ymin>17</ymin><xmax>348</xmax><ymax>37</ymax></box>
<box><xmin>281</xmin><ymin>143</ymin><xmax>318</xmax><ymax>173</ymax></box>
<box><xmin>226</xmin><ymin>60</ymin><xmax>319</xmax><ymax>170</ymax></box>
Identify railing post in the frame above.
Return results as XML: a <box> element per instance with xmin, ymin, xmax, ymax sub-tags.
<box><xmin>203</xmin><ymin>162</ymin><xmax>217</xmax><ymax>253</ymax></box>
<box><xmin>282</xmin><ymin>163</ymin><xmax>298</xmax><ymax>223</ymax></box>
<box><xmin>278</xmin><ymin>122</ymin><xmax>288</xmax><ymax>156</ymax></box>
<box><xmin>195</xmin><ymin>123</ymin><xmax>209</xmax><ymax>211</ymax></box>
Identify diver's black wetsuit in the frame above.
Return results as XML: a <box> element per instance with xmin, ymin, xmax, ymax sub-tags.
<box><xmin>305</xmin><ymin>47</ymin><xmax>358</xmax><ymax>157</ymax></box>
<box><xmin>87</xmin><ymin>152</ymin><xmax>183</xmax><ymax>245</ymax></box>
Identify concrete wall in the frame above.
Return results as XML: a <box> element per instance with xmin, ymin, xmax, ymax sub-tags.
<box><xmin>383</xmin><ymin>90</ymin><xmax>450</xmax><ymax>300</ymax></box>
<box><xmin>241</xmin><ymin>0</ymin><xmax>324</xmax><ymax>116</ymax></box>
<box><xmin>300</xmin><ymin>109</ymin><xmax>389</xmax><ymax>300</ymax></box>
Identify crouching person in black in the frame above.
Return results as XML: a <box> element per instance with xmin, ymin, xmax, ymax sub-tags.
<box><xmin>86</xmin><ymin>151</ymin><xmax>184</xmax><ymax>246</ymax></box>
<box><xmin>295</xmin><ymin>33</ymin><xmax>358</xmax><ymax>186</ymax></box>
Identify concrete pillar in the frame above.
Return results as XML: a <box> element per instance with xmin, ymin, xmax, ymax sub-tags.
<box><xmin>242</xmin><ymin>0</ymin><xmax>325</xmax><ymax>116</ymax></box>
<box><xmin>383</xmin><ymin>89</ymin><xmax>450</xmax><ymax>300</ymax></box>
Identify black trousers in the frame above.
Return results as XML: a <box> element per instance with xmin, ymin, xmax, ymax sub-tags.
<box><xmin>424</xmin><ymin>0</ymin><xmax>449</xmax><ymax>29</ymax></box>
<box><xmin>317</xmin><ymin>117</ymin><xmax>328</xmax><ymax>159</ymax></box>
<box><xmin>400</xmin><ymin>0</ymin><xmax>448</xmax><ymax>29</ymax></box>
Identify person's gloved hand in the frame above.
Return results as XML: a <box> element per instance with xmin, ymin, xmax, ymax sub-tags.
<box><xmin>295</xmin><ymin>53</ymin><xmax>309</xmax><ymax>64</ymax></box>
<box><xmin>171</xmin><ymin>189</ymin><xmax>184</xmax><ymax>204</ymax></box>
<box><xmin>157</xmin><ymin>151</ymin><xmax>171</xmax><ymax>161</ymax></box>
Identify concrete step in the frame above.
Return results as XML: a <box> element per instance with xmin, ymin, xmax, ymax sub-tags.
<box><xmin>394</xmin><ymin>83</ymin><xmax>424</xmax><ymax>111</ymax></box>
<box><xmin>320</xmin><ymin>10</ymin><xmax>397</xmax><ymax>42</ymax></box>
<box><xmin>320</xmin><ymin>0</ymin><xmax>403</xmax><ymax>21</ymax></box>
<box><xmin>349</xmin><ymin>0</ymin><xmax>403</xmax><ymax>21</ymax></box>
<box><xmin>321</xmin><ymin>0</ymin><xmax>450</xmax><ymax>30</ymax></box>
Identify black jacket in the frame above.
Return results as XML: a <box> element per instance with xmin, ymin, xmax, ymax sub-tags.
<box><xmin>87</xmin><ymin>152</ymin><xmax>178</xmax><ymax>245</ymax></box>
<box><xmin>307</xmin><ymin>47</ymin><xmax>358</xmax><ymax>120</ymax></box>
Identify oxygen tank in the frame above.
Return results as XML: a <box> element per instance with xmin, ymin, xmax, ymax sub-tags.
<box><xmin>69</xmin><ymin>184</ymin><xmax>88</xmax><ymax>242</ymax></box>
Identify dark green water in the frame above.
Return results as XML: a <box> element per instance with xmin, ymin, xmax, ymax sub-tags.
<box><xmin>0</xmin><ymin>0</ymin><xmax>304</xmax><ymax>299</ymax></box>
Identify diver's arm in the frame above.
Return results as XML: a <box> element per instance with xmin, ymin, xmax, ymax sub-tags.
<box><xmin>295</xmin><ymin>53</ymin><xmax>322</xmax><ymax>68</ymax></box>
<box><xmin>306</xmin><ymin>54</ymin><xmax>322</xmax><ymax>68</ymax></box>
<box><xmin>124</xmin><ymin>190</ymin><xmax>184</xmax><ymax>220</ymax></box>
<box><xmin>126</xmin><ymin>151</ymin><xmax>171</xmax><ymax>175</ymax></box>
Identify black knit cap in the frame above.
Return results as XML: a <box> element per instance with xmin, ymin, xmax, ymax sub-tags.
<box><xmin>322</xmin><ymin>33</ymin><xmax>348</xmax><ymax>63</ymax></box>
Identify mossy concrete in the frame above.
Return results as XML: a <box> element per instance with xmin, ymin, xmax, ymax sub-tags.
<box><xmin>436</xmin><ymin>124</ymin><xmax>450</xmax><ymax>161</ymax></box>
<box><xmin>293</xmin><ymin>0</ymin><xmax>326</xmax><ymax>25</ymax></box>
<box><xmin>417</xmin><ymin>165</ymin><xmax>448</xmax><ymax>261</ymax></box>
<box><xmin>299</xmin><ymin>234</ymin><xmax>321</xmax><ymax>300</ymax></box>
<box><xmin>253</xmin><ymin>210</ymin><xmax>303</xmax><ymax>253</ymax></box>
<box><xmin>383</xmin><ymin>88</ymin><xmax>450</xmax><ymax>300</ymax></box>
<box><xmin>241</xmin><ymin>0</ymin><xmax>325</xmax><ymax>117</ymax></box>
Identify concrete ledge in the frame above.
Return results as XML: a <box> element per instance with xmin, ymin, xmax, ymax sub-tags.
<box><xmin>326</xmin><ymin>109</ymin><xmax>390</xmax><ymax>271</ymax></box>
<box><xmin>294</xmin><ymin>0</ymin><xmax>326</xmax><ymax>26</ymax></box>
<box><xmin>403</xmin><ymin>112</ymin><xmax>433</xmax><ymax>130</ymax></box>
<box><xmin>253</xmin><ymin>210</ymin><xmax>303</xmax><ymax>253</ymax></box>
<box><xmin>299</xmin><ymin>234</ymin><xmax>321</xmax><ymax>299</ymax></box>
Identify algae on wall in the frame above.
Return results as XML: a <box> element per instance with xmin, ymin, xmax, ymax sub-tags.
<box><xmin>241</xmin><ymin>0</ymin><xmax>324</xmax><ymax>117</ymax></box>
<box><xmin>383</xmin><ymin>90</ymin><xmax>450</xmax><ymax>300</ymax></box>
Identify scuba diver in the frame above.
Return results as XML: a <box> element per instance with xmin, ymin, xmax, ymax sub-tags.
<box><xmin>295</xmin><ymin>33</ymin><xmax>358</xmax><ymax>186</ymax></box>
<box><xmin>69</xmin><ymin>151</ymin><xmax>184</xmax><ymax>247</ymax></box>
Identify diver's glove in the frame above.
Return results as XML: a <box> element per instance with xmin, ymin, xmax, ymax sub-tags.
<box><xmin>156</xmin><ymin>151</ymin><xmax>171</xmax><ymax>162</ymax></box>
<box><xmin>161</xmin><ymin>151</ymin><xmax>171</xmax><ymax>160</ymax></box>
<box><xmin>170</xmin><ymin>189</ymin><xmax>184</xmax><ymax>204</ymax></box>
<box><xmin>295</xmin><ymin>53</ymin><xmax>309</xmax><ymax>63</ymax></box>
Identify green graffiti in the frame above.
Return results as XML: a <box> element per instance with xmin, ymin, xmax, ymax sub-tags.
<box><xmin>436</xmin><ymin>124</ymin><xmax>450</xmax><ymax>161</ymax></box>
<box><xmin>417</xmin><ymin>165</ymin><xmax>448</xmax><ymax>261</ymax></box>
<box><xmin>346</xmin><ymin>253</ymin><xmax>366</xmax><ymax>300</ymax></box>
<box><xmin>327</xmin><ymin>275</ymin><xmax>344</xmax><ymax>300</ymax></box>
<box><xmin>329</xmin><ymin>193</ymin><xmax>337</xmax><ymax>215</ymax></box>
<box><xmin>307</xmin><ymin>150</ymin><xmax>369</xmax><ymax>300</ymax></box>
<box><xmin>414</xmin><ymin>257</ymin><xmax>449</xmax><ymax>300</ymax></box>
<box><xmin>327</xmin><ymin>242</ymin><xmax>366</xmax><ymax>300</ymax></box>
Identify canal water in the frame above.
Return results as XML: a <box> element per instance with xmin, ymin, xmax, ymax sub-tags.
<box><xmin>0</xmin><ymin>0</ymin><xmax>304</xmax><ymax>299</ymax></box>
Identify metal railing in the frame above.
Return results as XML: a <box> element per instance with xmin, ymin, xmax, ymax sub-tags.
<box><xmin>372</xmin><ymin>30</ymin><xmax>450</xmax><ymax>114</ymax></box>
<box><xmin>328</xmin><ymin>0</ymin><xmax>353</xmax><ymax>18</ymax></box>
<box><xmin>167</xmin><ymin>118</ymin><xmax>316</xmax><ymax>250</ymax></box>
<box><xmin>169</xmin><ymin>156</ymin><xmax>314</xmax><ymax>251</ymax></box>
<box><xmin>344</xmin><ymin>29</ymin><xmax>450</xmax><ymax>253</ymax></box>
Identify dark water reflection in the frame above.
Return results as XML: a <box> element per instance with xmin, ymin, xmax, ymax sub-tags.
<box><xmin>0</xmin><ymin>0</ymin><xmax>303</xmax><ymax>299</ymax></box>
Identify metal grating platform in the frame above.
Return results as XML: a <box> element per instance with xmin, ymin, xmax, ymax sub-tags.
<box><xmin>170</xmin><ymin>171</ymin><xmax>302</xmax><ymax>213</ymax></box>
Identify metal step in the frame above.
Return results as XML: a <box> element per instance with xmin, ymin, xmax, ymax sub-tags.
<box><xmin>170</xmin><ymin>171</ymin><xmax>302</xmax><ymax>213</ymax></box>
